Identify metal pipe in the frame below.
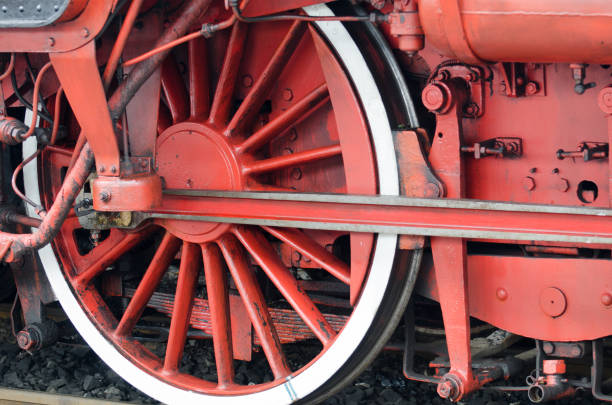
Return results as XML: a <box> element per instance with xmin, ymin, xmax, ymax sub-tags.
<box><xmin>107</xmin><ymin>0</ymin><xmax>213</xmax><ymax>121</ymax></box>
<box><xmin>0</xmin><ymin>0</ymin><xmax>214</xmax><ymax>262</ymax></box>
<box><xmin>0</xmin><ymin>211</ymin><xmax>42</xmax><ymax>228</ymax></box>
<box><xmin>528</xmin><ymin>380</ymin><xmax>575</xmax><ymax>403</ymax></box>
<box><xmin>418</xmin><ymin>0</ymin><xmax>612</xmax><ymax>63</ymax></box>
<box><xmin>3</xmin><ymin>144</ymin><xmax>94</xmax><ymax>260</ymax></box>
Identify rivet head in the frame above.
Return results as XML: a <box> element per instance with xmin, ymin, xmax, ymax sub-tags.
<box><xmin>99</xmin><ymin>191</ymin><xmax>111</xmax><ymax>203</ymax></box>
<box><xmin>98</xmin><ymin>165</ymin><xmax>105</xmax><ymax>173</ymax></box>
<box><xmin>110</xmin><ymin>166</ymin><xmax>117</xmax><ymax>174</ymax></box>
<box><xmin>601</xmin><ymin>292</ymin><xmax>612</xmax><ymax>307</ymax></box>
<box><xmin>282</xmin><ymin>88</ymin><xmax>294</xmax><ymax>101</ymax></box>
<box><xmin>496</xmin><ymin>288</ymin><xmax>508</xmax><ymax>301</ymax></box>
<box><xmin>47</xmin><ymin>37</ymin><xmax>55</xmax><ymax>47</ymax></box>
<box><xmin>81</xmin><ymin>27</ymin><xmax>90</xmax><ymax>38</ymax></box>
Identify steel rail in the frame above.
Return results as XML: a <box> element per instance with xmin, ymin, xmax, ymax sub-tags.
<box><xmin>125</xmin><ymin>190</ymin><xmax>612</xmax><ymax>244</ymax></box>
<box><xmin>0</xmin><ymin>387</ymin><xmax>124</xmax><ymax>404</ymax></box>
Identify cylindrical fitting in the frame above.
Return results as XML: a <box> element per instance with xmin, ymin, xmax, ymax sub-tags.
<box><xmin>528</xmin><ymin>381</ymin><xmax>575</xmax><ymax>403</ymax></box>
<box><xmin>16</xmin><ymin>321</ymin><xmax>58</xmax><ymax>352</ymax></box>
<box><xmin>419</xmin><ymin>0</ymin><xmax>612</xmax><ymax>63</ymax></box>
<box><xmin>0</xmin><ymin>117</ymin><xmax>28</xmax><ymax>145</ymax></box>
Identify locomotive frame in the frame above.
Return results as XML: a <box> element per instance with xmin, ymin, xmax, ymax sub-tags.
<box><xmin>0</xmin><ymin>0</ymin><xmax>609</xmax><ymax>403</ymax></box>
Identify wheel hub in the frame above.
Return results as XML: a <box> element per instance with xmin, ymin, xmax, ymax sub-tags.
<box><xmin>155</xmin><ymin>122</ymin><xmax>243</xmax><ymax>243</ymax></box>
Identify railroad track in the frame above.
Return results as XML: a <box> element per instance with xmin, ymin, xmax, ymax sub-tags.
<box><xmin>0</xmin><ymin>387</ymin><xmax>125</xmax><ymax>404</ymax></box>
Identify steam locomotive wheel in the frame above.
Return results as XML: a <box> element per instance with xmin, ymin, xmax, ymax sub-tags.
<box><xmin>24</xmin><ymin>5</ymin><xmax>417</xmax><ymax>404</ymax></box>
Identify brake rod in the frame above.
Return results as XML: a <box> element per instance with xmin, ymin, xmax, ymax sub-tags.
<box><xmin>127</xmin><ymin>190</ymin><xmax>612</xmax><ymax>245</ymax></box>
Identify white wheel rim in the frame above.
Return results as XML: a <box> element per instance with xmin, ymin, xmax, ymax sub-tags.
<box><xmin>24</xmin><ymin>5</ymin><xmax>399</xmax><ymax>403</ymax></box>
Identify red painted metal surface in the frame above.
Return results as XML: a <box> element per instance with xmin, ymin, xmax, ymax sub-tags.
<box><xmin>0</xmin><ymin>1</ymin><xmax>112</xmax><ymax>53</ymax></box>
<box><xmin>417</xmin><ymin>255</ymin><xmax>612</xmax><ymax>342</ymax></box>
<box><xmin>2</xmin><ymin>0</ymin><xmax>612</xmax><ymax>402</ymax></box>
<box><xmin>30</xmin><ymin>11</ymin><xmax>383</xmax><ymax>397</ymax></box>
<box><xmin>418</xmin><ymin>0</ymin><xmax>612</xmax><ymax>64</ymax></box>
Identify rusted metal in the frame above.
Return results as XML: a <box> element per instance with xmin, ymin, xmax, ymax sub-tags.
<box><xmin>528</xmin><ymin>359</ymin><xmax>575</xmax><ymax>403</ymax></box>
<box><xmin>0</xmin><ymin>143</ymin><xmax>93</xmax><ymax>262</ymax></box>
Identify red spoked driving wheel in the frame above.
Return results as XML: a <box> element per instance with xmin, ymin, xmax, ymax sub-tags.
<box><xmin>26</xmin><ymin>3</ymin><xmax>418</xmax><ymax>404</ymax></box>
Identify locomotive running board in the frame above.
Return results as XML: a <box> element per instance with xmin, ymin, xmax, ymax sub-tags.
<box><xmin>121</xmin><ymin>190</ymin><xmax>612</xmax><ymax>245</ymax></box>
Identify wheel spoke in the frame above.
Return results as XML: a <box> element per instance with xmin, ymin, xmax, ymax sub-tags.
<box><xmin>75</xmin><ymin>230</ymin><xmax>153</xmax><ymax>287</ymax></box>
<box><xmin>188</xmin><ymin>37</ymin><xmax>211</xmax><ymax>120</ymax></box>
<box><xmin>217</xmin><ymin>234</ymin><xmax>290</xmax><ymax>379</ymax></box>
<box><xmin>161</xmin><ymin>56</ymin><xmax>189</xmax><ymax>124</ymax></box>
<box><xmin>201</xmin><ymin>243</ymin><xmax>234</xmax><ymax>387</ymax></box>
<box><xmin>225</xmin><ymin>21</ymin><xmax>306</xmax><ymax>136</ymax></box>
<box><xmin>235</xmin><ymin>84</ymin><xmax>329</xmax><ymax>154</ymax></box>
<box><xmin>114</xmin><ymin>233</ymin><xmax>181</xmax><ymax>337</ymax></box>
<box><xmin>163</xmin><ymin>242</ymin><xmax>200</xmax><ymax>374</ymax></box>
<box><xmin>208</xmin><ymin>22</ymin><xmax>248</xmax><ymax>127</ymax></box>
<box><xmin>242</xmin><ymin>144</ymin><xmax>341</xmax><ymax>175</ymax></box>
<box><xmin>233</xmin><ymin>226</ymin><xmax>335</xmax><ymax>346</ymax></box>
<box><xmin>262</xmin><ymin>226</ymin><xmax>350</xmax><ymax>285</ymax></box>
<box><xmin>157</xmin><ymin>102</ymin><xmax>172</xmax><ymax>134</ymax></box>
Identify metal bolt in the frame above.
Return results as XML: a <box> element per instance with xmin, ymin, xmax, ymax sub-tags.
<box><xmin>283</xmin><ymin>147</ymin><xmax>293</xmax><ymax>155</ymax></box>
<box><xmin>186</xmin><ymin>179</ymin><xmax>193</xmax><ymax>188</ymax></box>
<box><xmin>552</xmin><ymin>168</ymin><xmax>560</xmax><ymax>174</ymax></box>
<box><xmin>16</xmin><ymin>329</ymin><xmax>35</xmax><ymax>351</ymax></box>
<box><xmin>110</xmin><ymin>166</ymin><xmax>117</xmax><ymax>174</ymax></box>
<box><xmin>571</xmin><ymin>345</ymin><xmax>583</xmax><ymax>357</ymax></box>
<box><xmin>602</xmin><ymin>292</ymin><xmax>612</xmax><ymax>307</ymax></box>
<box><xmin>422</xmin><ymin>83</ymin><xmax>448</xmax><ymax>113</ymax></box>
<box><xmin>81</xmin><ymin>27</ymin><xmax>90</xmax><ymax>38</ymax></box>
<box><xmin>542</xmin><ymin>342</ymin><xmax>555</xmax><ymax>355</ymax></box>
<box><xmin>556</xmin><ymin>178</ymin><xmax>570</xmax><ymax>192</ymax></box>
<box><xmin>525</xmin><ymin>81</ymin><xmax>539</xmax><ymax>96</ymax></box>
<box><xmin>529</xmin><ymin>167</ymin><xmax>537</xmax><ymax>173</ymax></box>
<box><xmin>291</xmin><ymin>168</ymin><xmax>302</xmax><ymax>180</ymax></box>
<box><xmin>282</xmin><ymin>89</ymin><xmax>294</xmax><ymax>101</ymax></box>
<box><xmin>543</xmin><ymin>359</ymin><xmax>566</xmax><ymax>375</ymax></box>
<box><xmin>522</xmin><ymin>176</ymin><xmax>536</xmax><ymax>191</ymax></box>
<box><xmin>464</xmin><ymin>103</ymin><xmax>480</xmax><ymax>117</ymax></box>
<box><xmin>98</xmin><ymin>165</ymin><xmax>105</xmax><ymax>173</ymax></box>
<box><xmin>292</xmin><ymin>251</ymin><xmax>302</xmax><ymax>263</ymax></box>
<box><xmin>464</xmin><ymin>72</ymin><xmax>477</xmax><ymax>82</ymax></box>
<box><xmin>242</xmin><ymin>75</ymin><xmax>253</xmax><ymax>88</ymax></box>
<box><xmin>289</xmin><ymin>128</ymin><xmax>298</xmax><ymax>141</ymax></box>
<box><xmin>437</xmin><ymin>378</ymin><xmax>459</xmax><ymax>400</ymax></box>
<box><xmin>99</xmin><ymin>191</ymin><xmax>111</xmax><ymax>203</ymax></box>
<box><xmin>47</xmin><ymin>37</ymin><xmax>55</xmax><ymax>47</ymax></box>
<box><xmin>496</xmin><ymin>287</ymin><xmax>508</xmax><ymax>301</ymax></box>
<box><xmin>139</xmin><ymin>159</ymin><xmax>148</xmax><ymax>169</ymax></box>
